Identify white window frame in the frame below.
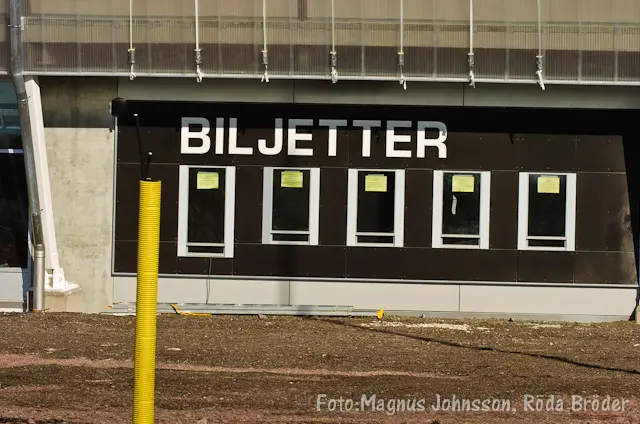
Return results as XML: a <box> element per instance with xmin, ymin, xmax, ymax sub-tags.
<box><xmin>261</xmin><ymin>167</ymin><xmax>320</xmax><ymax>246</ymax></box>
<box><xmin>432</xmin><ymin>170</ymin><xmax>491</xmax><ymax>250</ymax></box>
<box><xmin>177</xmin><ymin>165</ymin><xmax>236</xmax><ymax>258</ymax></box>
<box><xmin>347</xmin><ymin>168</ymin><xmax>405</xmax><ymax>248</ymax></box>
<box><xmin>517</xmin><ymin>172</ymin><xmax>577</xmax><ymax>252</ymax></box>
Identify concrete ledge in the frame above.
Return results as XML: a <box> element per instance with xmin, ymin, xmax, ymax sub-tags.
<box><xmin>112</xmin><ymin>276</ymin><xmax>638</xmax><ymax>321</ymax></box>
<box><xmin>289</xmin><ymin>281</ymin><xmax>459</xmax><ymax>312</ymax></box>
<box><xmin>113</xmin><ymin>277</ymin><xmax>291</xmax><ymax>305</ymax></box>
<box><xmin>44</xmin><ymin>291</ymin><xmax>85</xmax><ymax>312</ymax></box>
<box><xmin>459</xmin><ymin>285</ymin><xmax>636</xmax><ymax>317</ymax></box>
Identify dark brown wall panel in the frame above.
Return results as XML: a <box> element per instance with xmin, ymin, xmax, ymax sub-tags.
<box><xmin>346</xmin><ymin>247</ymin><xmax>403</xmax><ymax>279</ymax></box>
<box><xmin>517</xmin><ymin>134</ymin><xmax>576</xmax><ymax>172</ymax></box>
<box><xmin>489</xmin><ymin>171</ymin><xmax>518</xmax><ymax>250</ymax></box>
<box><xmin>113</xmin><ymin>241</ymin><xmax>136</xmax><ymax>274</ymax></box>
<box><xmin>574</xmin><ymin>252</ymin><xmax>637</xmax><ymax>285</ymax></box>
<box><xmin>576</xmin><ymin>136</ymin><xmax>626</xmax><ymax>173</ymax></box>
<box><xmin>118</xmin><ymin>126</ymin><xmax>181</xmax><ymax>165</ymax></box>
<box><xmin>404</xmin><ymin>170</ymin><xmax>432</xmax><ymax>248</ymax></box>
<box><xmin>319</xmin><ymin>167</ymin><xmax>348</xmax><ymax>246</ymax></box>
<box><xmin>234</xmin><ymin>166</ymin><xmax>263</xmax><ymax>244</ymax></box>
<box><xmin>114</xmin><ymin>163</ymin><xmax>179</xmax><ymax>243</ymax></box>
<box><xmin>234</xmin><ymin>245</ymin><xmax>346</xmax><ymax>278</ymax></box>
<box><xmin>576</xmin><ymin>173</ymin><xmax>634</xmax><ymax>252</ymax></box>
<box><xmin>113</xmin><ymin>241</ymin><xmax>178</xmax><ymax>274</ymax></box>
<box><xmin>432</xmin><ymin>133</ymin><xmax>516</xmax><ymax>171</ymax></box>
<box><xmin>403</xmin><ymin>249</ymin><xmax>517</xmax><ymax>282</ymax></box>
<box><xmin>517</xmin><ymin>251</ymin><xmax>576</xmax><ymax>283</ymax></box>
<box><xmin>178</xmin><ymin>257</ymin><xmax>233</xmax><ymax>276</ymax></box>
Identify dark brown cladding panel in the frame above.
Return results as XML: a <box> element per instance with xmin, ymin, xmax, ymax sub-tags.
<box><xmin>576</xmin><ymin>173</ymin><xmax>634</xmax><ymax>253</ymax></box>
<box><xmin>404</xmin><ymin>170</ymin><xmax>432</xmax><ymax>248</ymax></box>
<box><xmin>576</xmin><ymin>136</ymin><xmax>626</xmax><ymax>173</ymax></box>
<box><xmin>517</xmin><ymin>251</ymin><xmax>576</xmax><ymax>284</ymax></box>
<box><xmin>114</xmin><ymin>241</ymin><xmax>179</xmax><ymax>275</ymax></box>
<box><xmin>489</xmin><ymin>171</ymin><xmax>518</xmax><ymax>250</ymax></box>
<box><xmin>318</xmin><ymin>167</ymin><xmax>348</xmax><ymax>246</ymax></box>
<box><xmin>233</xmin><ymin>245</ymin><xmax>346</xmax><ymax>278</ymax></box>
<box><xmin>574</xmin><ymin>252</ymin><xmax>637</xmax><ymax>285</ymax></box>
<box><xmin>114</xmin><ymin>163</ymin><xmax>179</xmax><ymax>243</ymax></box>
<box><xmin>402</xmin><ymin>249</ymin><xmax>518</xmax><ymax>282</ymax></box>
<box><xmin>516</xmin><ymin>134</ymin><xmax>576</xmax><ymax>172</ymax></box>
<box><xmin>234</xmin><ymin>166</ymin><xmax>264</xmax><ymax>244</ymax></box>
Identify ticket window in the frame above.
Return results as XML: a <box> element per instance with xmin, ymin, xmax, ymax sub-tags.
<box><xmin>347</xmin><ymin>169</ymin><xmax>405</xmax><ymax>247</ymax></box>
<box><xmin>177</xmin><ymin>166</ymin><xmax>236</xmax><ymax>258</ymax></box>
<box><xmin>261</xmin><ymin>167</ymin><xmax>320</xmax><ymax>245</ymax></box>
<box><xmin>432</xmin><ymin>171</ymin><xmax>491</xmax><ymax>249</ymax></box>
<box><xmin>517</xmin><ymin>173</ymin><xmax>577</xmax><ymax>251</ymax></box>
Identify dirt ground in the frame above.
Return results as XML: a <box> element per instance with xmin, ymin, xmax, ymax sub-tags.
<box><xmin>0</xmin><ymin>313</ymin><xmax>639</xmax><ymax>423</ymax></box>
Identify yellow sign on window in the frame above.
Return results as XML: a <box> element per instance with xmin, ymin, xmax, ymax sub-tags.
<box><xmin>365</xmin><ymin>174</ymin><xmax>388</xmax><ymax>192</ymax></box>
<box><xmin>197</xmin><ymin>172</ymin><xmax>219</xmax><ymax>189</ymax></box>
<box><xmin>537</xmin><ymin>175</ymin><xmax>560</xmax><ymax>194</ymax></box>
<box><xmin>452</xmin><ymin>174</ymin><xmax>475</xmax><ymax>193</ymax></box>
<box><xmin>281</xmin><ymin>171</ymin><xmax>304</xmax><ymax>188</ymax></box>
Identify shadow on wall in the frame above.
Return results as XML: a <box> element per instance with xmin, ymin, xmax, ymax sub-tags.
<box><xmin>623</xmin><ymin>133</ymin><xmax>640</xmax><ymax>320</ymax></box>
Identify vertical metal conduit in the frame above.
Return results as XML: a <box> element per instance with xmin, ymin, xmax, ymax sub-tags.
<box><xmin>536</xmin><ymin>0</ymin><xmax>546</xmax><ymax>90</ymax></box>
<box><xmin>329</xmin><ymin>0</ymin><xmax>338</xmax><ymax>83</ymax></box>
<box><xmin>468</xmin><ymin>0</ymin><xmax>475</xmax><ymax>87</ymax></box>
<box><xmin>128</xmin><ymin>0</ymin><xmax>136</xmax><ymax>80</ymax></box>
<box><xmin>397</xmin><ymin>0</ymin><xmax>406</xmax><ymax>89</ymax></box>
<box><xmin>194</xmin><ymin>0</ymin><xmax>203</xmax><ymax>82</ymax></box>
<box><xmin>261</xmin><ymin>0</ymin><xmax>269</xmax><ymax>82</ymax></box>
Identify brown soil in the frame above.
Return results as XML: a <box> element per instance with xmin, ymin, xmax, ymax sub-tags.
<box><xmin>0</xmin><ymin>313</ymin><xmax>639</xmax><ymax>423</ymax></box>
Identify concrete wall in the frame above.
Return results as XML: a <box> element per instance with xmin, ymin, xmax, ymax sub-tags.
<box><xmin>39</xmin><ymin>77</ymin><xmax>117</xmax><ymax>312</ymax></box>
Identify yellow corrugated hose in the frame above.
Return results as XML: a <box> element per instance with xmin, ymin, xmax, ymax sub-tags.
<box><xmin>133</xmin><ymin>180</ymin><xmax>162</xmax><ymax>424</ymax></box>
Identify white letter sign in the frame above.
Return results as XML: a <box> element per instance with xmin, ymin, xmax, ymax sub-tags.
<box><xmin>319</xmin><ymin>119</ymin><xmax>347</xmax><ymax>157</ymax></box>
<box><xmin>386</xmin><ymin>120</ymin><xmax>412</xmax><ymax>158</ymax></box>
<box><xmin>353</xmin><ymin>120</ymin><xmax>382</xmax><ymax>158</ymax></box>
<box><xmin>417</xmin><ymin>121</ymin><xmax>448</xmax><ymax>159</ymax></box>
<box><xmin>258</xmin><ymin>118</ymin><xmax>284</xmax><ymax>156</ymax></box>
<box><xmin>288</xmin><ymin>119</ymin><xmax>314</xmax><ymax>156</ymax></box>
<box><xmin>228</xmin><ymin>117</ymin><xmax>253</xmax><ymax>155</ymax></box>
<box><xmin>180</xmin><ymin>117</ymin><xmax>211</xmax><ymax>154</ymax></box>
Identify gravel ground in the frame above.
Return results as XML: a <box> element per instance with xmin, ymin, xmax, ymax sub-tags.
<box><xmin>0</xmin><ymin>313</ymin><xmax>639</xmax><ymax>423</ymax></box>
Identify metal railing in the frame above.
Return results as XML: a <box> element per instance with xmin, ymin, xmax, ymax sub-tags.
<box><xmin>0</xmin><ymin>0</ymin><xmax>636</xmax><ymax>85</ymax></box>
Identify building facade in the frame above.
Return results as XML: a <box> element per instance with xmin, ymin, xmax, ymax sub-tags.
<box><xmin>0</xmin><ymin>1</ymin><xmax>638</xmax><ymax>320</ymax></box>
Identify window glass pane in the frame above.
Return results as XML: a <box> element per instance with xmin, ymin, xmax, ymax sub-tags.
<box><xmin>356</xmin><ymin>171</ymin><xmax>396</xmax><ymax>233</ymax></box>
<box><xmin>356</xmin><ymin>235</ymin><xmax>395</xmax><ymax>244</ymax></box>
<box><xmin>273</xmin><ymin>233</ymin><xmax>309</xmax><ymax>242</ymax></box>
<box><xmin>442</xmin><ymin>237</ymin><xmax>479</xmax><ymax>246</ymax></box>
<box><xmin>442</xmin><ymin>173</ymin><xmax>481</xmax><ymax>236</ymax></box>
<box><xmin>528</xmin><ymin>239</ymin><xmax>566</xmax><ymax>248</ymax></box>
<box><xmin>528</xmin><ymin>174</ymin><xmax>567</xmax><ymax>237</ymax></box>
<box><xmin>187</xmin><ymin>168</ymin><xmax>226</xmax><ymax>244</ymax></box>
<box><xmin>0</xmin><ymin>106</ymin><xmax>20</xmax><ymax>135</ymax></box>
<box><xmin>0</xmin><ymin>134</ymin><xmax>22</xmax><ymax>149</ymax></box>
<box><xmin>0</xmin><ymin>153</ymin><xmax>28</xmax><ymax>268</ymax></box>
<box><xmin>272</xmin><ymin>169</ymin><xmax>311</xmax><ymax>232</ymax></box>
<box><xmin>187</xmin><ymin>245</ymin><xmax>225</xmax><ymax>254</ymax></box>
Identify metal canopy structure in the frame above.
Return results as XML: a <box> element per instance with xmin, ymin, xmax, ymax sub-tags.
<box><xmin>1</xmin><ymin>0</ymin><xmax>640</xmax><ymax>85</ymax></box>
